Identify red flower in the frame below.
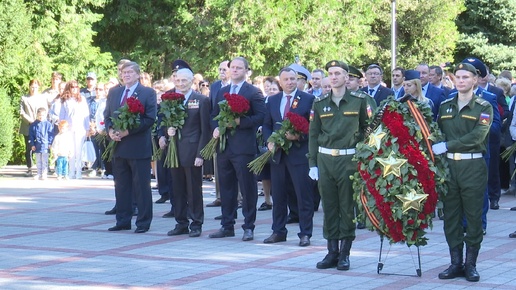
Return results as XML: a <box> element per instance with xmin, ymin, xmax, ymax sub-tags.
<box><xmin>286</xmin><ymin>112</ymin><xmax>309</xmax><ymax>134</ymax></box>
<box><xmin>225</xmin><ymin>93</ymin><xmax>250</xmax><ymax>114</ymax></box>
<box><xmin>100</xmin><ymin>121</ymin><xmax>104</xmax><ymax>125</ymax></box>
<box><xmin>407</xmin><ymin>219</ymin><xmax>415</xmax><ymax>225</ymax></box>
<box><xmin>418</xmin><ymin>213</ymin><xmax>426</xmax><ymax>220</ymax></box>
<box><xmin>161</xmin><ymin>92</ymin><xmax>185</xmax><ymax>102</ymax></box>
<box><xmin>126</xmin><ymin>97</ymin><xmax>144</xmax><ymax>114</ymax></box>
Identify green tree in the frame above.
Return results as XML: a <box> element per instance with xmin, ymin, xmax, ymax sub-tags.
<box><xmin>455</xmin><ymin>0</ymin><xmax>516</xmax><ymax>72</ymax></box>
<box><xmin>371</xmin><ymin>0</ymin><xmax>465</xmax><ymax>72</ymax></box>
<box><xmin>0</xmin><ymin>89</ymin><xmax>14</xmax><ymax>167</ymax></box>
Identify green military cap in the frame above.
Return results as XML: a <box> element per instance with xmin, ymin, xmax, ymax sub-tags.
<box><xmin>348</xmin><ymin>65</ymin><xmax>363</xmax><ymax>78</ymax></box>
<box><xmin>454</xmin><ymin>63</ymin><xmax>478</xmax><ymax>76</ymax></box>
<box><xmin>325</xmin><ymin>60</ymin><xmax>349</xmax><ymax>72</ymax></box>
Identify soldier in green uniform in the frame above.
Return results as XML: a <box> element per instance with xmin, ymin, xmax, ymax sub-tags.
<box><xmin>308</xmin><ymin>60</ymin><xmax>375</xmax><ymax>271</ymax></box>
<box><xmin>432</xmin><ymin>63</ymin><xmax>493</xmax><ymax>282</ymax></box>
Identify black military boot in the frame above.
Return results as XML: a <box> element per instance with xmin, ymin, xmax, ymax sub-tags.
<box><xmin>337</xmin><ymin>239</ymin><xmax>352</xmax><ymax>270</ymax></box>
<box><xmin>316</xmin><ymin>239</ymin><xmax>339</xmax><ymax>269</ymax></box>
<box><xmin>438</xmin><ymin>245</ymin><xmax>464</xmax><ymax>279</ymax></box>
<box><xmin>464</xmin><ymin>246</ymin><xmax>480</xmax><ymax>282</ymax></box>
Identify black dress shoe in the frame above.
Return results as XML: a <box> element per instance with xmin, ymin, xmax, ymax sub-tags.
<box><xmin>105</xmin><ymin>207</ymin><xmax>116</xmax><ymax>215</ymax></box>
<box><xmin>490</xmin><ymin>200</ymin><xmax>499</xmax><ymax>210</ymax></box>
<box><xmin>155</xmin><ymin>196</ymin><xmax>169</xmax><ymax>204</ymax></box>
<box><xmin>189</xmin><ymin>229</ymin><xmax>202</xmax><ymax>237</ymax></box>
<box><xmin>108</xmin><ymin>225</ymin><xmax>131</xmax><ymax>231</ymax></box>
<box><xmin>258</xmin><ymin>202</ymin><xmax>272</xmax><ymax>211</ymax></box>
<box><xmin>242</xmin><ymin>229</ymin><xmax>254</xmax><ymax>241</ymax></box>
<box><xmin>509</xmin><ymin>231</ymin><xmax>516</xmax><ymax>238</ymax></box>
<box><xmin>263</xmin><ymin>233</ymin><xmax>287</xmax><ymax>244</ymax></box>
<box><xmin>206</xmin><ymin>198</ymin><xmax>222</xmax><ymax>207</ymax></box>
<box><xmin>511</xmin><ymin>207</ymin><xmax>516</xmax><ymax>211</ymax></box>
<box><xmin>167</xmin><ymin>225</ymin><xmax>189</xmax><ymax>236</ymax></box>
<box><xmin>209</xmin><ymin>228</ymin><xmax>235</xmax><ymax>238</ymax></box>
<box><xmin>356</xmin><ymin>222</ymin><xmax>366</xmax><ymax>229</ymax></box>
<box><xmin>162</xmin><ymin>210</ymin><xmax>175</xmax><ymax>218</ymax></box>
<box><xmin>299</xmin><ymin>235</ymin><xmax>310</xmax><ymax>247</ymax></box>
<box><xmin>134</xmin><ymin>227</ymin><xmax>149</xmax><ymax>233</ymax></box>
<box><xmin>286</xmin><ymin>217</ymin><xmax>299</xmax><ymax>224</ymax></box>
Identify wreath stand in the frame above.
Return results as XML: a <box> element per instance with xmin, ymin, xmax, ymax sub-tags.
<box><xmin>377</xmin><ymin>234</ymin><xmax>422</xmax><ymax>277</ymax></box>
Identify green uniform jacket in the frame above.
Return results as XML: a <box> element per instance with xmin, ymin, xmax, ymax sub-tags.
<box><xmin>308</xmin><ymin>90</ymin><xmax>375</xmax><ymax>167</ymax></box>
<box><xmin>437</xmin><ymin>95</ymin><xmax>493</xmax><ymax>153</ymax></box>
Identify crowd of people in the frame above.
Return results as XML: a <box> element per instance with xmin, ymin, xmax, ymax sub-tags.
<box><xmin>18</xmin><ymin>55</ymin><xmax>516</xmax><ymax>282</ymax></box>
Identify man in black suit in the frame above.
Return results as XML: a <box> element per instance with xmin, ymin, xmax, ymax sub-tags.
<box><xmin>262</xmin><ymin>67</ymin><xmax>315</xmax><ymax>247</ymax></box>
<box><xmin>391</xmin><ymin>67</ymin><xmax>405</xmax><ymax>99</ymax></box>
<box><xmin>208</xmin><ymin>57</ymin><xmax>266</xmax><ymax>241</ymax></box>
<box><xmin>361</xmin><ymin>64</ymin><xmax>393</xmax><ymax>106</ymax></box>
<box><xmin>162</xmin><ymin>68</ymin><xmax>211</xmax><ymax>238</ymax></box>
<box><xmin>416</xmin><ymin>64</ymin><xmax>446</xmax><ymax>118</ymax></box>
<box><xmin>206</xmin><ymin>60</ymin><xmax>230</xmax><ymax>208</ymax></box>
<box><xmin>104</xmin><ymin>61</ymin><xmax>157</xmax><ymax>233</ymax></box>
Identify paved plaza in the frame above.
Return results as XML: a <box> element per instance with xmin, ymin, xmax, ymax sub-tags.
<box><xmin>1</xmin><ymin>165</ymin><xmax>516</xmax><ymax>289</ymax></box>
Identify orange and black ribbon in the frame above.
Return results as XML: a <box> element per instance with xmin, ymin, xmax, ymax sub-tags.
<box><xmin>406</xmin><ymin>101</ymin><xmax>435</xmax><ymax>163</ymax></box>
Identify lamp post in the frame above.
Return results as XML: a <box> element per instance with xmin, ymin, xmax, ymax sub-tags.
<box><xmin>391</xmin><ymin>0</ymin><xmax>397</xmax><ymax>73</ymax></box>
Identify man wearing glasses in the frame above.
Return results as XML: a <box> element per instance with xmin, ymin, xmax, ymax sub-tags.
<box><xmin>361</xmin><ymin>64</ymin><xmax>393</xmax><ymax>106</ymax></box>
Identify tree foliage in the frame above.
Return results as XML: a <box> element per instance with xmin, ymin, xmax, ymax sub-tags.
<box><xmin>456</xmin><ymin>0</ymin><xmax>516</xmax><ymax>72</ymax></box>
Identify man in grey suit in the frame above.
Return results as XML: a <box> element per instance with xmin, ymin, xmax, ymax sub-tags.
<box><xmin>104</xmin><ymin>61</ymin><xmax>157</xmax><ymax>233</ymax></box>
<box><xmin>162</xmin><ymin>69</ymin><xmax>211</xmax><ymax>237</ymax></box>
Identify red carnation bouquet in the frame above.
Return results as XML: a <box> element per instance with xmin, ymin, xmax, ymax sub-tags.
<box><xmin>102</xmin><ymin>96</ymin><xmax>145</xmax><ymax>162</ymax></box>
<box><xmin>201</xmin><ymin>93</ymin><xmax>250</xmax><ymax>159</ymax></box>
<box><xmin>159</xmin><ymin>92</ymin><xmax>187</xmax><ymax>168</ymax></box>
<box><xmin>248</xmin><ymin>112</ymin><xmax>309</xmax><ymax>174</ymax></box>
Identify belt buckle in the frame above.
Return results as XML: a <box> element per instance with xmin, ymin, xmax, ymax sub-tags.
<box><xmin>453</xmin><ymin>153</ymin><xmax>461</xmax><ymax>161</ymax></box>
<box><xmin>331</xmin><ymin>149</ymin><xmax>339</xmax><ymax>157</ymax></box>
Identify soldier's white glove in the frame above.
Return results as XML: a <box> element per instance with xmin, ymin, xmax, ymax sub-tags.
<box><xmin>432</xmin><ymin>142</ymin><xmax>448</xmax><ymax>155</ymax></box>
<box><xmin>309</xmin><ymin>167</ymin><xmax>319</xmax><ymax>181</ymax></box>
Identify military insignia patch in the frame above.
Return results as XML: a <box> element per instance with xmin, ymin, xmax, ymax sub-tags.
<box><xmin>479</xmin><ymin>113</ymin><xmax>490</xmax><ymax>125</ymax></box>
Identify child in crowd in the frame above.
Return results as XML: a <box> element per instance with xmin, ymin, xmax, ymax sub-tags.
<box><xmin>52</xmin><ymin>120</ymin><xmax>73</xmax><ymax>180</ymax></box>
<box><xmin>28</xmin><ymin>107</ymin><xmax>54</xmax><ymax>180</ymax></box>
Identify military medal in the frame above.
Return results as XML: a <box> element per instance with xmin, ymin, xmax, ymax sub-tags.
<box><xmin>188</xmin><ymin>99</ymin><xmax>199</xmax><ymax>109</ymax></box>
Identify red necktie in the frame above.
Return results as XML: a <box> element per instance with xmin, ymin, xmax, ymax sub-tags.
<box><xmin>283</xmin><ymin>95</ymin><xmax>292</xmax><ymax>119</ymax></box>
<box><xmin>121</xmin><ymin>89</ymin><xmax>130</xmax><ymax>105</ymax></box>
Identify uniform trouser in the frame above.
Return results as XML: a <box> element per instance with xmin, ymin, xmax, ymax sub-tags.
<box><xmin>270</xmin><ymin>156</ymin><xmax>314</xmax><ymax>238</ymax></box>
<box><xmin>487</xmin><ymin>133</ymin><xmax>501</xmax><ymax>203</ymax></box>
<box><xmin>217</xmin><ymin>151</ymin><xmax>257</xmax><ymax>231</ymax></box>
<box><xmin>318</xmin><ymin>154</ymin><xmax>356</xmax><ymax>240</ymax></box>
<box><xmin>171</xmin><ymin>166</ymin><xmax>204</xmax><ymax>230</ymax></box>
<box><xmin>444</xmin><ymin>158</ymin><xmax>487</xmax><ymax>249</ymax></box>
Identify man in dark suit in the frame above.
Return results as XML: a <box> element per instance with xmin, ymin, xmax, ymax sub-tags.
<box><xmin>416</xmin><ymin>64</ymin><xmax>446</xmax><ymax>118</ymax></box>
<box><xmin>262</xmin><ymin>67</ymin><xmax>315</xmax><ymax>247</ymax></box>
<box><xmin>208</xmin><ymin>57</ymin><xmax>266</xmax><ymax>241</ymax></box>
<box><xmin>162</xmin><ymin>68</ymin><xmax>211</xmax><ymax>238</ymax></box>
<box><xmin>391</xmin><ymin>67</ymin><xmax>405</xmax><ymax>99</ymax></box>
<box><xmin>429</xmin><ymin>65</ymin><xmax>452</xmax><ymax>97</ymax></box>
<box><xmin>478</xmin><ymin>65</ymin><xmax>509</xmax><ymax>210</ymax></box>
<box><xmin>104</xmin><ymin>61</ymin><xmax>157</xmax><ymax>233</ymax></box>
<box><xmin>361</xmin><ymin>64</ymin><xmax>393</xmax><ymax>106</ymax></box>
<box><xmin>206</xmin><ymin>60</ymin><xmax>230</xmax><ymax>208</ymax></box>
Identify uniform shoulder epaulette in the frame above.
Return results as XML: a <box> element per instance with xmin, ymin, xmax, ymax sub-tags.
<box><xmin>315</xmin><ymin>93</ymin><xmax>329</xmax><ymax>102</ymax></box>
<box><xmin>441</xmin><ymin>97</ymin><xmax>454</xmax><ymax>105</ymax></box>
<box><xmin>475</xmin><ymin>98</ymin><xmax>489</xmax><ymax>106</ymax></box>
<box><xmin>350</xmin><ymin>90</ymin><xmax>367</xmax><ymax>98</ymax></box>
